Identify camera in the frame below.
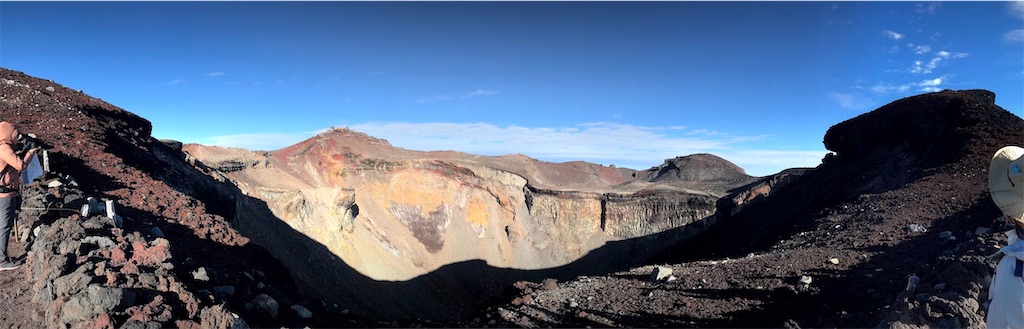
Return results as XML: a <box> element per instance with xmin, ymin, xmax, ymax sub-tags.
<box><xmin>15</xmin><ymin>133</ymin><xmax>49</xmax><ymax>155</ymax></box>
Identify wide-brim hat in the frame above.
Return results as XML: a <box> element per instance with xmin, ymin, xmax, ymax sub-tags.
<box><xmin>990</xmin><ymin>146</ymin><xmax>1024</xmax><ymax>224</ymax></box>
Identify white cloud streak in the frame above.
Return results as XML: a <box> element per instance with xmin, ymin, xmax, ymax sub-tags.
<box><xmin>909</xmin><ymin>50</ymin><xmax>968</xmax><ymax>74</ymax></box>
<box><xmin>883</xmin><ymin>30</ymin><xmax>904</xmax><ymax>40</ymax></box>
<box><xmin>1005</xmin><ymin>29</ymin><xmax>1024</xmax><ymax>43</ymax></box>
<box><xmin>464</xmin><ymin>89</ymin><xmax>499</xmax><ymax>98</ymax></box>
<box><xmin>416</xmin><ymin>89</ymin><xmax>500</xmax><ymax>103</ymax></box>
<box><xmin>916</xmin><ymin>77</ymin><xmax>943</xmax><ymax>92</ymax></box>
<box><xmin>203</xmin><ymin>122</ymin><xmax>826</xmax><ymax>176</ymax></box>
<box><xmin>829</xmin><ymin>93</ymin><xmax>873</xmax><ymax>110</ymax></box>
<box><xmin>207</xmin><ymin>72</ymin><xmax>225</xmax><ymax>78</ymax></box>
<box><xmin>870</xmin><ymin>83</ymin><xmax>911</xmax><ymax>93</ymax></box>
<box><xmin>866</xmin><ymin>77</ymin><xmax>946</xmax><ymax>94</ymax></box>
<box><xmin>1010</xmin><ymin>1</ymin><xmax>1024</xmax><ymax>19</ymax></box>
<box><xmin>908</xmin><ymin>43</ymin><xmax>931</xmax><ymax>55</ymax></box>
<box><xmin>916</xmin><ymin>2</ymin><xmax>941</xmax><ymax>15</ymax></box>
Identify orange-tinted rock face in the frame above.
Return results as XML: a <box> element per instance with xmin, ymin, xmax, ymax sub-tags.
<box><xmin>184</xmin><ymin>127</ymin><xmax>763</xmax><ymax>319</ymax></box>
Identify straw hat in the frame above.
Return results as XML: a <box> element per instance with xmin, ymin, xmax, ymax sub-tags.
<box><xmin>990</xmin><ymin>146</ymin><xmax>1024</xmax><ymax>224</ymax></box>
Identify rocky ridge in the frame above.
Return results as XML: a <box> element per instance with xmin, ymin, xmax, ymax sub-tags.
<box><xmin>486</xmin><ymin>89</ymin><xmax>1022</xmax><ymax>327</ymax></box>
<box><xmin>1</xmin><ymin>67</ymin><xmax>366</xmax><ymax>328</ymax></box>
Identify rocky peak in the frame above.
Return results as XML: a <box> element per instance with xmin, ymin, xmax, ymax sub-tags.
<box><xmin>823</xmin><ymin>89</ymin><xmax>1005</xmax><ymax>165</ymax></box>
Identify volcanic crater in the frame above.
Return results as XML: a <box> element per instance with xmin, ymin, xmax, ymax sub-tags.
<box><xmin>0</xmin><ymin>67</ymin><xmax>1020</xmax><ymax>328</ymax></box>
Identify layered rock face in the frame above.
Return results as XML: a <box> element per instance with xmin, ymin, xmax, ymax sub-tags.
<box><xmin>185</xmin><ymin>127</ymin><xmax>757</xmax><ymax>319</ymax></box>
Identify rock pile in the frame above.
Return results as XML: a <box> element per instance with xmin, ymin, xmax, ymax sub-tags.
<box><xmin>22</xmin><ymin>176</ymin><xmax>248</xmax><ymax>328</ymax></box>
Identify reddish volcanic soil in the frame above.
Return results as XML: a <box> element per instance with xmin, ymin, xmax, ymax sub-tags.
<box><xmin>1</xmin><ymin>68</ymin><xmax>363</xmax><ymax>328</ymax></box>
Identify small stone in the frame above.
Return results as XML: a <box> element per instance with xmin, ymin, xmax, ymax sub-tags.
<box><xmin>933</xmin><ymin>283</ymin><xmax>946</xmax><ymax>291</ymax></box>
<box><xmin>192</xmin><ymin>267</ymin><xmax>210</xmax><ymax>282</ymax></box>
<box><xmin>252</xmin><ymin>294</ymin><xmax>279</xmax><ymax>319</ymax></box>
<box><xmin>667</xmin><ymin>275</ymin><xmax>677</xmax><ymax>282</ymax></box>
<box><xmin>799</xmin><ymin>276</ymin><xmax>813</xmax><ymax>285</ymax></box>
<box><xmin>150</xmin><ymin>227</ymin><xmax>164</xmax><ymax>238</ymax></box>
<box><xmin>828</xmin><ymin>258</ymin><xmax>840</xmax><ymax>265</ymax></box>
<box><xmin>650</xmin><ymin>266</ymin><xmax>673</xmax><ymax>282</ymax></box>
<box><xmin>569</xmin><ymin>301</ymin><xmax>579</xmax><ymax>308</ymax></box>
<box><xmin>647</xmin><ymin>292</ymin><xmax>654</xmax><ymax>298</ymax></box>
<box><xmin>291</xmin><ymin>305</ymin><xmax>313</xmax><ymax>319</ymax></box>
<box><xmin>257</xmin><ymin>282</ymin><xmax>265</xmax><ymax>290</ymax></box>
<box><xmin>906</xmin><ymin>224</ymin><xmax>928</xmax><ymax>233</ymax></box>
<box><xmin>541</xmin><ymin>278</ymin><xmax>558</xmax><ymax>291</ymax></box>
<box><xmin>214</xmin><ymin>286</ymin><xmax>235</xmax><ymax>296</ymax></box>
<box><xmin>906</xmin><ymin>275</ymin><xmax>920</xmax><ymax>292</ymax></box>
<box><xmin>976</xmin><ymin>227</ymin><xmax>991</xmax><ymax>236</ymax></box>
<box><xmin>938</xmin><ymin>231</ymin><xmax>953</xmax><ymax>239</ymax></box>
<box><xmin>497</xmin><ymin>307</ymin><xmax>512</xmax><ymax>320</ymax></box>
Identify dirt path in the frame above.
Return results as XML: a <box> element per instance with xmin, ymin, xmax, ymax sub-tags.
<box><xmin>0</xmin><ymin>238</ymin><xmax>43</xmax><ymax>328</ymax></box>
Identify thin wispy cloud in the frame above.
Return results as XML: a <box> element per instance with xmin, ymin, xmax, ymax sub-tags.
<box><xmin>865</xmin><ymin>77</ymin><xmax>946</xmax><ymax>94</ymax></box>
<box><xmin>167</xmin><ymin>79</ymin><xmax>184</xmax><ymax>86</ymax></box>
<box><xmin>464</xmin><ymin>89</ymin><xmax>499</xmax><ymax>98</ymax></box>
<box><xmin>883</xmin><ymin>30</ymin><xmax>904</xmax><ymax>40</ymax></box>
<box><xmin>908</xmin><ymin>43</ymin><xmax>931</xmax><ymax>55</ymax></box>
<box><xmin>870</xmin><ymin>83</ymin><xmax>911</xmax><ymax>94</ymax></box>
<box><xmin>915</xmin><ymin>2</ymin><xmax>941</xmax><ymax>15</ymax></box>
<box><xmin>829</xmin><ymin>93</ymin><xmax>873</xmax><ymax>110</ymax></box>
<box><xmin>936</xmin><ymin>51</ymin><xmax>968</xmax><ymax>59</ymax></box>
<box><xmin>202</xmin><ymin>122</ymin><xmax>826</xmax><ymax>176</ymax></box>
<box><xmin>916</xmin><ymin>77</ymin><xmax>943</xmax><ymax>92</ymax></box>
<box><xmin>909</xmin><ymin>50</ymin><xmax>969</xmax><ymax>74</ymax></box>
<box><xmin>416</xmin><ymin>89</ymin><xmax>500</xmax><ymax>103</ymax></box>
<box><xmin>1010</xmin><ymin>1</ymin><xmax>1024</xmax><ymax>19</ymax></box>
<box><xmin>415</xmin><ymin>95</ymin><xmax>453</xmax><ymax>104</ymax></box>
<box><xmin>1005</xmin><ymin>29</ymin><xmax>1024</xmax><ymax>44</ymax></box>
<box><xmin>207</xmin><ymin>72</ymin><xmax>225</xmax><ymax>78</ymax></box>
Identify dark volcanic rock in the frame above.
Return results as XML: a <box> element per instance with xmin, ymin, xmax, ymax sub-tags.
<box><xmin>526</xmin><ymin>90</ymin><xmax>1024</xmax><ymax>328</ymax></box>
<box><xmin>824</xmin><ymin>89</ymin><xmax>998</xmax><ymax>165</ymax></box>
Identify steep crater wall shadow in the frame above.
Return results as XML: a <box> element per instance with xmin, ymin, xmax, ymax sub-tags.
<box><xmin>231</xmin><ymin>192</ymin><xmax>723</xmax><ymax>321</ymax></box>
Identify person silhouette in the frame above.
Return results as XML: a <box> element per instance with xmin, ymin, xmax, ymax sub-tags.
<box><xmin>0</xmin><ymin>121</ymin><xmax>40</xmax><ymax>271</ymax></box>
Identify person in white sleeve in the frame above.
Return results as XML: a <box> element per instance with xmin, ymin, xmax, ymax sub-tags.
<box><xmin>987</xmin><ymin>145</ymin><xmax>1024</xmax><ymax>328</ymax></box>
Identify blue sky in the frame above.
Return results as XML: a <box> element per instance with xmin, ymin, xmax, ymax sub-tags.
<box><xmin>2</xmin><ymin>2</ymin><xmax>1022</xmax><ymax>176</ymax></box>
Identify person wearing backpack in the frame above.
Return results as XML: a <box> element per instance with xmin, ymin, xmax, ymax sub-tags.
<box><xmin>0</xmin><ymin>121</ymin><xmax>39</xmax><ymax>271</ymax></box>
<box><xmin>987</xmin><ymin>145</ymin><xmax>1024</xmax><ymax>327</ymax></box>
